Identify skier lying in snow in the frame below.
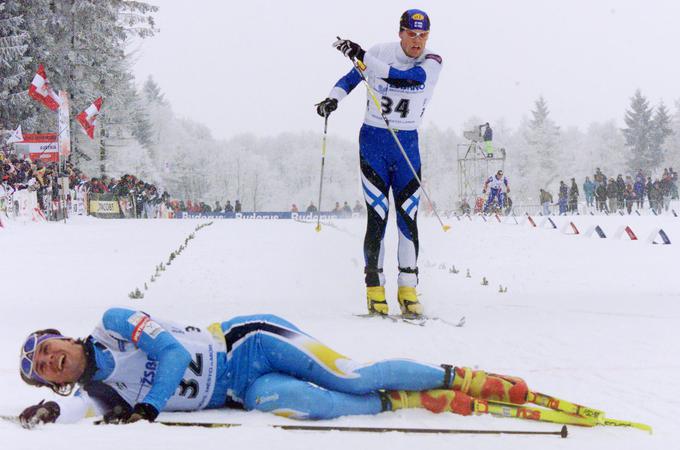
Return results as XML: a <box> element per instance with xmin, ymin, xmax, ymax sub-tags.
<box><xmin>18</xmin><ymin>308</ymin><xmax>528</xmax><ymax>428</ymax></box>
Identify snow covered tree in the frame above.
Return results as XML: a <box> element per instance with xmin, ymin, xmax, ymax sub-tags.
<box><xmin>0</xmin><ymin>0</ymin><xmax>32</xmax><ymax>132</ymax></box>
<box><xmin>622</xmin><ymin>90</ymin><xmax>655</xmax><ymax>173</ymax></box>
<box><xmin>584</xmin><ymin>120</ymin><xmax>627</xmax><ymax>175</ymax></box>
<box><xmin>143</xmin><ymin>76</ymin><xmax>165</xmax><ymax>105</ymax></box>
<box><xmin>665</xmin><ymin>99</ymin><xmax>680</xmax><ymax>169</ymax></box>
<box><xmin>515</xmin><ymin>96</ymin><xmax>561</xmax><ymax>197</ymax></box>
<box><xmin>9</xmin><ymin>0</ymin><xmax>157</xmax><ymax>172</ymax></box>
<box><xmin>649</xmin><ymin>100</ymin><xmax>672</xmax><ymax>168</ymax></box>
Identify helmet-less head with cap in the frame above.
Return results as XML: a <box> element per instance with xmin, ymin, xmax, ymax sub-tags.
<box><xmin>399</xmin><ymin>9</ymin><xmax>430</xmax><ymax>58</ymax></box>
<box><xmin>19</xmin><ymin>329</ymin><xmax>87</xmax><ymax>396</ymax></box>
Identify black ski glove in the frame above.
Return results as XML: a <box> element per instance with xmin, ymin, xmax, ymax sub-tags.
<box><xmin>19</xmin><ymin>400</ymin><xmax>60</xmax><ymax>429</ymax></box>
<box><xmin>315</xmin><ymin>98</ymin><xmax>338</xmax><ymax>117</ymax></box>
<box><xmin>122</xmin><ymin>402</ymin><xmax>159</xmax><ymax>424</ymax></box>
<box><xmin>333</xmin><ymin>38</ymin><xmax>365</xmax><ymax>61</ymax></box>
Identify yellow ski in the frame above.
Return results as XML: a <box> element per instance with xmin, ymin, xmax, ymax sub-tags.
<box><xmin>475</xmin><ymin>400</ymin><xmax>597</xmax><ymax>427</ymax></box>
<box><xmin>601</xmin><ymin>417</ymin><xmax>653</xmax><ymax>434</ymax></box>
<box><xmin>528</xmin><ymin>391</ymin><xmax>605</xmax><ymax>423</ymax></box>
<box><xmin>527</xmin><ymin>391</ymin><xmax>652</xmax><ymax>433</ymax></box>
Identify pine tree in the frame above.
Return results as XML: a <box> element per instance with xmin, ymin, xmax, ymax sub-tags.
<box><xmin>0</xmin><ymin>0</ymin><xmax>32</xmax><ymax>132</ymax></box>
<box><xmin>666</xmin><ymin>99</ymin><xmax>680</xmax><ymax>169</ymax></box>
<box><xmin>519</xmin><ymin>96</ymin><xmax>561</xmax><ymax>190</ymax></box>
<box><xmin>12</xmin><ymin>0</ymin><xmax>157</xmax><ymax>173</ymax></box>
<box><xmin>143</xmin><ymin>76</ymin><xmax>165</xmax><ymax>105</ymax></box>
<box><xmin>622</xmin><ymin>90</ymin><xmax>654</xmax><ymax>172</ymax></box>
<box><xmin>650</xmin><ymin>100</ymin><xmax>672</xmax><ymax>168</ymax></box>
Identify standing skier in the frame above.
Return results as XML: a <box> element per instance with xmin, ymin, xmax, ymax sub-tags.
<box><xmin>482</xmin><ymin>170</ymin><xmax>510</xmax><ymax>213</ymax></box>
<box><xmin>315</xmin><ymin>9</ymin><xmax>443</xmax><ymax>317</ymax></box>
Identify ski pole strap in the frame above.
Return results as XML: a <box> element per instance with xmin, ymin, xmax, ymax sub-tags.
<box><xmin>398</xmin><ymin>266</ymin><xmax>419</xmax><ymax>275</ymax></box>
<box><xmin>440</xmin><ymin>364</ymin><xmax>454</xmax><ymax>388</ymax></box>
<box><xmin>378</xmin><ymin>391</ymin><xmax>393</xmax><ymax>412</ymax></box>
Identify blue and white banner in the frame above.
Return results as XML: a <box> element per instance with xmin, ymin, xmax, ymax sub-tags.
<box><xmin>178</xmin><ymin>211</ymin><xmax>360</xmax><ymax>220</ymax></box>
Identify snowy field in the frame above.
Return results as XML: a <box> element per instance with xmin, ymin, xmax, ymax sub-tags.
<box><xmin>1</xmin><ymin>212</ymin><xmax>679</xmax><ymax>450</ymax></box>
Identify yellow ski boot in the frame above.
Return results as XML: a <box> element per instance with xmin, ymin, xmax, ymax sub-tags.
<box><xmin>397</xmin><ymin>286</ymin><xmax>423</xmax><ymax>318</ymax></box>
<box><xmin>366</xmin><ymin>286</ymin><xmax>388</xmax><ymax>315</ymax></box>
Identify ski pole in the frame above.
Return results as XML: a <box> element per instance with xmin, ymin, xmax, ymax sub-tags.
<box><xmin>315</xmin><ymin>113</ymin><xmax>329</xmax><ymax>232</ymax></box>
<box><xmin>340</xmin><ymin>40</ymin><xmax>450</xmax><ymax>232</ymax></box>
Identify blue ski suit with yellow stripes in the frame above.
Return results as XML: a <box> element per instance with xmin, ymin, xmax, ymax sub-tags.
<box><xmin>51</xmin><ymin>309</ymin><xmax>453</xmax><ymax>422</ymax></box>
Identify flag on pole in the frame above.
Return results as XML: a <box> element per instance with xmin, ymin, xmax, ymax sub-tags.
<box><xmin>6</xmin><ymin>125</ymin><xmax>23</xmax><ymax>144</ymax></box>
<box><xmin>28</xmin><ymin>64</ymin><xmax>62</xmax><ymax>111</ymax></box>
<box><xmin>76</xmin><ymin>97</ymin><xmax>103</xmax><ymax>139</ymax></box>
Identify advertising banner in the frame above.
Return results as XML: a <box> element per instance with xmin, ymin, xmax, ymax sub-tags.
<box><xmin>177</xmin><ymin>211</ymin><xmax>357</xmax><ymax>220</ymax></box>
<box><xmin>89</xmin><ymin>193</ymin><xmax>124</xmax><ymax>219</ymax></box>
<box><xmin>14</xmin><ymin>133</ymin><xmax>59</xmax><ymax>163</ymax></box>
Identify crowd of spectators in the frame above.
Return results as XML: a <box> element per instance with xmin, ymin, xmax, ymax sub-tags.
<box><xmin>542</xmin><ymin>167</ymin><xmax>678</xmax><ymax>215</ymax></box>
<box><xmin>302</xmin><ymin>199</ymin><xmax>364</xmax><ymax>216</ymax></box>
<box><xmin>1</xmin><ymin>146</ymin><xmax>170</xmax><ymax>219</ymax></box>
<box><xmin>166</xmin><ymin>199</ymin><xmax>243</xmax><ymax>214</ymax></box>
<box><xmin>1</xmin><ymin>148</ymin><xmax>81</xmax><ymax>218</ymax></box>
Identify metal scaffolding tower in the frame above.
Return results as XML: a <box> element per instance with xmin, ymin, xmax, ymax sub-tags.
<box><xmin>456</xmin><ymin>129</ymin><xmax>506</xmax><ymax>203</ymax></box>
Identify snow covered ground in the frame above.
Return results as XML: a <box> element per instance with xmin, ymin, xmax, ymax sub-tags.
<box><xmin>1</xmin><ymin>212</ymin><xmax>679</xmax><ymax>450</ymax></box>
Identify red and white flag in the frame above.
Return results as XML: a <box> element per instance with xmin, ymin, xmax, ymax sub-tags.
<box><xmin>76</xmin><ymin>97</ymin><xmax>103</xmax><ymax>139</ymax></box>
<box><xmin>28</xmin><ymin>64</ymin><xmax>62</xmax><ymax>111</ymax></box>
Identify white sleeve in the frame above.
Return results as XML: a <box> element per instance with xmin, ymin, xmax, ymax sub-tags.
<box><xmin>55</xmin><ymin>390</ymin><xmax>102</xmax><ymax>424</ymax></box>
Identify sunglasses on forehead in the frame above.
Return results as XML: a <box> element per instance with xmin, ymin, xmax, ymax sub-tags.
<box><xmin>401</xmin><ymin>28</ymin><xmax>430</xmax><ymax>39</ymax></box>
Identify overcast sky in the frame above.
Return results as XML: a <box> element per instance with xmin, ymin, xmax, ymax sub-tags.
<box><xmin>133</xmin><ymin>0</ymin><xmax>680</xmax><ymax>140</ymax></box>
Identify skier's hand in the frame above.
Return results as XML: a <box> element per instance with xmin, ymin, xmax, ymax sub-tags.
<box><xmin>19</xmin><ymin>400</ymin><xmax>60</xmax><ymax>429</ymax></box>
<box><xmin>315</xmin><ymin>98</ymin><xmax>338</xmax><ymax>118</ymax></box>
<box><xmin>122</xmin><ymin>403</ymin><xmax>158</xmax><ymax>424</ymax></box>
<box><xmin>333</xmin><ymin>38</ymin><xmax>365</xmax><ymax>61</ymax></box>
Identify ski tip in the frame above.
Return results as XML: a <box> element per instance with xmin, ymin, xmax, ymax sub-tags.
<box><xmin>442</xmin><ymin>225</ymin><xmax>452</xmax><ymax>232</ymax></box>
<box><xmin>560</xmin><ymin>425</ymin><xmax>568</xmax><ymax>438</ymax></box>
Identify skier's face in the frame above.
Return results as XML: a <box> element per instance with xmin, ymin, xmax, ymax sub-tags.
<box><xmin>32</xmin><ymin>338</ymin><xmax>86</xmax><ymax>385</ymax></box>
<box><xmin>399</xmin><ymin>28</ymin><xmax>429</xmax><ymax>58</ymax></box>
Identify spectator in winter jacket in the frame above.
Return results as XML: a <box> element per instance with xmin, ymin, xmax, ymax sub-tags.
<box><xmin>306</xmin><ymin>201</ymin><xmax>318</xmax><ymax>213</ymax></box>
<box><xmin>342</xmin><ymin>201</ymin><xmax>352</xmax><ymax>217</ymax></box>
<box><xmin>615</xmin><ymin>175</ymin><xmax>625</xmax><ymax>210</ymax></box>
<box><xmin>606</xmin><ymin>178</ymin><xmax>619</xmax><ymax>213</ymax></box>
<box><xmin>669</xmin><ymin>167</ymin><xmax>679</xmax><ymax>199</ymax></box>
<box><xmin>568</xmin><ymin>178</ymin><xmax>579</xmax><ymax>213</ymax></box>
<box><xmin>623</xmin><ymin>184</ymin><xmax>636</xmax><ymax>215</ymax></box>
<box><xmin>539</xmin><ymin>189</ymin><xmax>553</xmax><ymax>216</ymax></box>
<box><xmin>594</xmin><ymin>168</ymin><xmax>606</xmax><ymax>187</ymax></box>
<box><xmin>583</xmin><ymin>176</ymin><xmax>595</xmax><ymax>207</ymax></box>
<box><xmin>234</xmin><ymin>200</ymin><xmax>242</xmax><ymax>213</ymax></box>
<box><xmin>224</xmin><ymin>200</ymin><xmax>234</xmax><ymax>213</ymax></box>
<box><xmin>558</xmin><ymin>181</ymin><xmax>568</xmax><ymax>215</ymax></box>
<box><xmin>633</xmin><ymin>172</ymin><xmax>645</xmax><ymax>209</ymax></box>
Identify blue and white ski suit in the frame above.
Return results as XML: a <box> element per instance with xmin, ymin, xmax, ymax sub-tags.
<box><xmin>483</xmin><ymin>175</ymin><xmax>509</xmax><ymax>212</ymax></box>
<box><xmin>53</xmin><ymin>309</ymin><xmax>451</xmax><ymax>422</ymax></box>
<box><xmin>328</xmin><ymin>42</ymin><xmax>442</xmax><ymax>287</ymax></box>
